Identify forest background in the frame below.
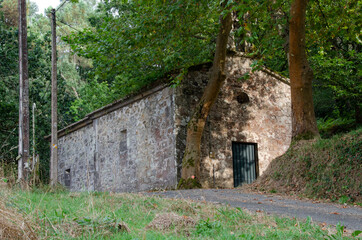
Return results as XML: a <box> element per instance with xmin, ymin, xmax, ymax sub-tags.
<box><xmin>0</xmin><ymin>0</ymin><xmax>360</xmax><ymax>182</ymax></box>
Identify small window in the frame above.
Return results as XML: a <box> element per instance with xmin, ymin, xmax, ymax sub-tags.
<box><xmin>236</xmin><ymin>92</ymin><xmax>250</xmax><ymax>104</ymax></box>
<box><xmin>120</xmin><ymin>130</ymin><xmax>127</xmax><ymax>152</ymax></box>
<box><xmin>120</xmin><ymin>129</ymin><xmax>127</xmax><ymax>140</ymax></box>
<box><xmin>64</xmin><ymin>169</ymin><xmax>71</xmax><ymax>187</ymax></box>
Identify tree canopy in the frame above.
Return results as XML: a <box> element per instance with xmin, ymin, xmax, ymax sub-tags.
<box><xmin>64</xmin><ymin>0</ymin><xmax>361</xmax><ymax>123</ymax></box>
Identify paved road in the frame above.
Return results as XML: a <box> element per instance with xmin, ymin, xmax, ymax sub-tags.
<box><xmin>144</xmin><ymin>189</ymin><xmax>362</xmax><ymax>231</ymax></box>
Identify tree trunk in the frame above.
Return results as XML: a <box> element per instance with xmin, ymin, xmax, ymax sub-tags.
<box><xmin>179</xmin><ymin>7</ymin><xmax>232</xmax><ymax>188</ymax></box>
<box><xmin>289</xmin><ymin>0</ymin><xmax>319</xmax><ymax>140</ymax></box>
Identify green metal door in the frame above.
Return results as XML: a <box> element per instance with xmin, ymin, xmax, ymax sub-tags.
<box><xmin>232</xmin><ymin>142</ymin><xmax>257</xmax><ymax>187</ymax></box>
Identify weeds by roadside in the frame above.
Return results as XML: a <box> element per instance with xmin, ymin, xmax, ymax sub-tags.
<box><xmin>0</xmin><ymin>187</ymin><xmax>360</xmax><ymax>239</ymax></box>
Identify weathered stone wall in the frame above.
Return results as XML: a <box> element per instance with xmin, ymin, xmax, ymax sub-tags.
<box><xmin>58</xmin><ymin>124</ymin><xmax>95</xmax><ymax>191</ymax></box>
<box><xmin>175</xmin><ymin>55</ymin><xmax>292</xmax><ymax>188</ymax></box>
<box><xmin>57</xmin><ymin>87</ymin><xmax>177</xmax><ymax>192</ymax></box>
<box><xmin>57</xmin><ymin>54</ymin><xmax>291</xmax><ymax>191</ymax></box>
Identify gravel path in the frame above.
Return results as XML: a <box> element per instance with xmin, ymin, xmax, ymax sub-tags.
<box><xmin>144</xmin><ymin>189</ymin><xmax>362</xmax><ymax>231</ymax></box>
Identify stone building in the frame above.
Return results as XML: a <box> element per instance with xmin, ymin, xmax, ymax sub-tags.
<box><xmin>55</xmin><ymin>53</ymin><xmax>292</xmax><ymax>192</ymax></box>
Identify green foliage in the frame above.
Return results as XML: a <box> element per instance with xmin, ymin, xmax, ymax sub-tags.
<box><xmin>74</xmin><ymin>215</ymin><xmax>121</xmax><ymax>234</ymax></box>
<box><xmin>326</xmin><ymin>223</ymin><xmax>346</xmax><ymax>240</ymax></box>
<box><xmin>317</xmin><ymin>117</ymin><xmax>357</xmax><ymax>138</ymax></box>
<box><xmin>68</xmin><ymin>79</ymin><xmax>115</xmax><ymax>121</ymax></box>
<box><xmin>195</xmin><ymin>218</ymin><xmax>222</xmax><ymax>236</ymax></box>
<box><xmin>0</xmin><ymin>4</ymin><xmax>19</xmax><ymax>164</ymax></box>
<box><xmin>352</xmin><ymin>230</ymin><xmax>362</xmax><ymax>238</ymax></box>
<box><xmin>64</xmin><ymin>0</ymin><xmax>220</xmax><ymax>118</ymax></box>
<box><xmin>233</xmin><ymin>0</ymin><xmax>290</xmax><ymax>75</ymax></box>
<box><xmin>338</xmin><ymin>195</ymin><xmax>350</xmax><ymax>204</ymax></box>
<box><xmin>306</xmin><ymin>0</ymin><xmax>361</xmax><ymax>123</ymax></box>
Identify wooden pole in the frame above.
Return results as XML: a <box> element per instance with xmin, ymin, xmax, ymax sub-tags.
<box><xmin>32</xmin><ymin>103</ymin><xmax>36</xmax><ymax>170</ymax></box>
<box><xmin>18</xmin><ymin>0</ymin><xmax>29</xmax><ymax>183</ymax></box>
<box><xmin>31</xmin><ymin>103</ymin><xmax>37</xmax><ymax>185</ymax></box>
<box><xmin>50</xmin><ymin>9</ymin><xmax>58</xmax><ymax>186</ymax></box>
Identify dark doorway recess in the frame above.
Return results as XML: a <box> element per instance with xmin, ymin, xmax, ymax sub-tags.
<box><xmin>232</xmin><ymin>142</ymin><xmax>258</xmax><ymax>187</ymax></box>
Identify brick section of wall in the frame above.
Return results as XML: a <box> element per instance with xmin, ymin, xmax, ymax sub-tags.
<box><xmin>57</xmin><ymin>87</ymin><xmax>177</xmax><ymax>192</ymax></box>
<box><xmin>175</xmin><ymin>56</ymin><xmax>292</xmax><ymax>188</ymax></box>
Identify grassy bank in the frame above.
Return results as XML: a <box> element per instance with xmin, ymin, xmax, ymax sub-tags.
<box><xmin>0</xmin><ymin>187</ymin><xmax>359</xmax><ymax>239</ymax></box>
<box><xmin>252</xmin><ymin>128</ymin><xmax>361</xmax><ymax>204</ymax></box>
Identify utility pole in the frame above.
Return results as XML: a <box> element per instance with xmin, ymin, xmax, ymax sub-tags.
<box><xmin>18</xmin><ymin>0</ymin><xmax>29</xmax><ymax>184</ymax></box>
<box><xmin>32</xmin><ymin>103</ymin><xmax>36</xmax><ymax>170</ymax></box>
<box><xmin>50</xmin><ymin>8</ymin><xmax>58</xmax><ymax>186</ymax></box>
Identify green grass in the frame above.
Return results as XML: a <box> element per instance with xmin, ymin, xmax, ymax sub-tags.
<box><xmin>0</xmin><ymin>187</ymin><xmax>360</xmax><ymax>239</ymax></box>
<box><xmin>254</xmin><ymin>127</ymin><xmax>361</xmax><ymax>204</ymax></box>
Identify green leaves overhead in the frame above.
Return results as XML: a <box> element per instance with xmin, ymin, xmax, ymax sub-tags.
<box><xmin>64</xmin><ymin>0</ymin><xmax>361</xmax><ymax>123</ymax></box>
<box><xmin>65</xmin><ymin>0</ymin><xmax>220</xmax><ymax>87</ymax></box>
<box><xmin>306</xmin><ymin>0</ymin><xmax>361</xmax><ymax>120</ymax></box>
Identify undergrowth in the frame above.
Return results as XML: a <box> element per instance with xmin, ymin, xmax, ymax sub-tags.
<box><xmin>317</xmin><ymin>118</ymin><xmax>358</xmax><ymax>138</ymax></box>
<box><xmin>253</xmin><ymin>128</ymin><xmax>361</xmax><ymax>204</ymax></box>
<box><xmin>0</xmin><ymin>187</ymin><xmax>360</xmax><ymax>239</ymax></box>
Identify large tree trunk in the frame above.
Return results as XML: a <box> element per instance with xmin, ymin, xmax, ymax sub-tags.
<box><xmin>179</xmin><ymin>7</ymin><xmax>232</xmax><ymax>188</ymax></box>
<box><xmin>289</xmin><ymin>0</ymin><xmax>319</xmax><ymax>140</ymax></box>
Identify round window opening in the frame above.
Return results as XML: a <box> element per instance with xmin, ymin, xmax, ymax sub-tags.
<box><xmin>236</xmin><ymin>92</ymin><xmax>250</xmax><ymax>104</ymax></box>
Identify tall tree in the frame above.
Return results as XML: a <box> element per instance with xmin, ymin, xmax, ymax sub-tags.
<box><xmin>289</xmin><ymin>0</ymin><xmax>319</xmax><ymax>139</ymax></box>
<box><xmin>180</xmin><ymin>3</ymin><xmax>232</xmax><ymax>185</ymax></box>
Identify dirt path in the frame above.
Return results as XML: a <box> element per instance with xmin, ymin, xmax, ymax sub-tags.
<box><xmin>144</xmin><ymin>189</ymin><xmax>362</xmax><ymax>231</ymax></box>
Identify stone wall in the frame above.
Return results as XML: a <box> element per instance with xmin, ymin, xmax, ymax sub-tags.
<box><xmin>174</xmin><ymin>55</ymin><xmax>292</xmax><ymax>188</ymax></box>
<box><xmin>57</xmin><ymin>54</ymin><xmax>291</xmax><ymax>191</ymax></box>
<box><xmin>57</xmin><ymin>87</ymin><xmax>177</xmax><ymax>192</ymax></box>
<box><xmin>58</xmin><ymin>124</ymin><xmax>95</xmax><ymax>190</ymax></box>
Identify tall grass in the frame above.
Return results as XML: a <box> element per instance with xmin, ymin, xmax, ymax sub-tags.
<box><xmin>0</xmin><ymin>187</ymin><xmax>359</xmax><ymax>239</ymax></box>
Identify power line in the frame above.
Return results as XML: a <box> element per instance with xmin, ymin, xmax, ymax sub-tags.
<box><xmin>56</xmin><ymin>0</ymin><xmax>69</xmax><ymax>12</ymax></box>
<box><xmin>57</xmin><ymin>19</ymin><xmax>81</xmax><ymax>32</ymax></box>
